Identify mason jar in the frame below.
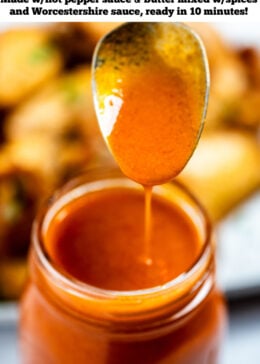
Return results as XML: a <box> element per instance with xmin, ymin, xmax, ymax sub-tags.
<box><xmin>20</xmin><ymin>170</ymin><xmax>227</xmax><ymax>364</ymax></box>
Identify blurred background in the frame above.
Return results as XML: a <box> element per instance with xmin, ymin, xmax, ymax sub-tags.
<box><xmin>0</xmin><ymin>21</ymin><xmax>259</xmax><ymax>363</ymax></box>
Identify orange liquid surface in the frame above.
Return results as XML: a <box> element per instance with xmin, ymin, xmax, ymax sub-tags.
<box><xmin>45</xmin><ymin>187</ymin><xmax>201</xmax><ymax>291</ymax></box>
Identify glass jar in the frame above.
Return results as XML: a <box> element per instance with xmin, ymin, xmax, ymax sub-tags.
<box><xmin>20</xmin><ymin>170</ymin><xmax>227</xmax><ymax>364</ymax></box>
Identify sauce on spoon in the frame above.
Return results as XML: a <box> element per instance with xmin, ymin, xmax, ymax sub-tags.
<box><xmin>93</xmin><ymin>22</ymin><xmax>209</xmax><ymax>263</ymax></box>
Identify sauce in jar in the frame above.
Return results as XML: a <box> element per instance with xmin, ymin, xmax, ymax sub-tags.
<box><xmin>20</xmin><ymin>174</ymin><xmax>226</xmax><ymax>364</ymax></box>
<box><xmin>45</xmin><ymin>185</ymin><xmax>201</xmax><ymax>291</ymax></box>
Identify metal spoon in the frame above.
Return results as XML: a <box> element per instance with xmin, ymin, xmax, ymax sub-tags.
<box><xmin>92</xmin><ymin>22</ymin><xmax>210</xmax><ymax>185</ymax></box>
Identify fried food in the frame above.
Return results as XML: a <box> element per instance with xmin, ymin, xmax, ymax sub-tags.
<box><xmin>232</xmin><ymin>48</ymin><xmax>260</xmax><ymax>128</ymax></box>
<box><xmin>0</xmin><ymin>259</ymin><xmax>27</xmax><ymax>300</ymax></box>
<box><xmin>4</xmin><ymin>66</ymin><xmax>111</xmax><ymax>181</ymax></box>
<box><xmin>49</xmin><ymin>23</ymin><xmax>97</xmax><ymax>68</ymax></box>
<box><xmin>5</xmin><ymin>67</ymin><xmax>95</xmax><ymax>140</ymax></box>
<box><xmin>3</xmin><ymin>133</ymin><xmax>91</xmax><ymax>191</ymax></box>
<box><xmin>0</xmin><ymin>162</ymin><xmax>42</xmax><ymax>258</ymax></box>
<box><xmin>0</xmin><ymin>28</ymin><xmax>62</xmax><ymax>107</ymax></box>
<box><xmin>188</xmin><ymin>23</ymin><xmax>259</xmax><ymax>130</ymax></box>
<box><xmin>78</xmin><ymin>22</ymin><xmax>122</xmax><ymax>46</ymax></box>
<box><xmin>178</xmin><ymin>131</ymin><xmax>260</xmax><ymax>221</ymax></box>
<box><xmin>48</xmin><ymin>23</ymin><xmax>122</xmax><ymax>70</ymax></box>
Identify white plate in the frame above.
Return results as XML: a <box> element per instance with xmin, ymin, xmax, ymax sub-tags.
<box><xmin>217</xmin><ymin>192</ymin><xmax>260</xmax><ymax>299</ymax></box>
<box><xmin>0</xmin><ymin>303</ymin><xmax>18</xmax><ymax>326</ymax></box>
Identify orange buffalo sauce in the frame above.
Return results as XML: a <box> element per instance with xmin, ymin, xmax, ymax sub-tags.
<box><xmin>94</xmin><ymin>23</ymin><xmax>208</xmax><ymax>260</ymax></box>
<box><xmin>20</xmin><ymin>177</ymin><xmax>226</xmax><ymax>364</ymax></box>
<box><xmin>95</xmin><ymin>56</ymin><xmax>205</xmax><ymax>262</ymax></box>
<box><xmin>45</xmin><ymin>187</ymin><xmax>200</xmax><ymax>291</ymax></box>
<box><xmin>95</xmin><ymin>50</ymin><xmax>206</xmax><ymax>186</ymax></box>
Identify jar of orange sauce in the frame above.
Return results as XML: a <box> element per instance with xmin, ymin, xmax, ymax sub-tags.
<box><xmin>20</xmin><ymin>170</ymin><xmax>227</xmax><ymax>364</ymax></box>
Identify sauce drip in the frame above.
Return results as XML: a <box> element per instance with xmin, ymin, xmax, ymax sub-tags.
<box><xmin>144</xmin><ymin>185</ymin><xmax>153</xmax><ymax>264</ymax></box>
<box><xmin>93</xmin><ymin>23</ymin><xmax>208</xmax><ymax>264</ymax></box>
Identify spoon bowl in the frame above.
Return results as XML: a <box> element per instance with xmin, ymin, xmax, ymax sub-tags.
<box><xmin>92</xmin><ymin>22</ymin><xmax>209</xmax><ymax>186</ymax></box>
